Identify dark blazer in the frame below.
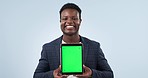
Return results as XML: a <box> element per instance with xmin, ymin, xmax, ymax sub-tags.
<box><xmin>34</xmin><ymin>36</ymin><xmax>113</xmax><ymax>78</ymax></box>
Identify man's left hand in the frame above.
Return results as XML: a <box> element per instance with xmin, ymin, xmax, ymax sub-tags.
<box><xmin>76</xmin><ymin>65</ymin><xmax>92</xmax><ymax>78</ymax></box>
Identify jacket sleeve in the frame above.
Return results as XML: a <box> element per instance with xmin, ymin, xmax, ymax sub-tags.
<box><xmin>33</xmin><ymin>44</ymin><xmax>54</xmax><ymax>78</ymax></box>
<box><xmin>91</xmin><ymin>43</ymin><xmax>114</xmax><ymax>78</ymax></box>
<box><xmin>92</xmin><ymin>69</ymin><xmax>113</xmax><ymax>78</ymax></box>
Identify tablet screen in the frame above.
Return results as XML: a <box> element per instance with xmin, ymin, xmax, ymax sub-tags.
<box><xmin>61</xmin><ymin>44</ymin><xmax>83</xmax><ymax>74</ymax></box>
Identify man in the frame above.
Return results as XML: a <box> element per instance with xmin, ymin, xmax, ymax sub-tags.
<box><xmin>34</xmin><ymin>3</ymin><xmax>113</xmax><ymax>78</ymax></box>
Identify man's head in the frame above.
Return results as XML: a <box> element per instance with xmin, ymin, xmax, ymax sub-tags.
<box><xmin>59</xmin><ymin>3</ymin><xmax>82</xmax><ymax>20</ymax></box>
<box><xmin>59</xmin><ymin>3</ymin><xmax>82</xmax><ymax>36</ymax></box>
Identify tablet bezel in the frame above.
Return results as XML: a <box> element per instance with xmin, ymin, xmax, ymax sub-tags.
<box><xmin>60</xmin><ymin>43</ymin><xmax>83</xmax><ymax>75</ymax></box>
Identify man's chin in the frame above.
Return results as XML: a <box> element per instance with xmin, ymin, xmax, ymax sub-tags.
<box><xmin>63</xmin><ymin>32</ymin><xmax>77</xmax><ymax>36</ymax></box>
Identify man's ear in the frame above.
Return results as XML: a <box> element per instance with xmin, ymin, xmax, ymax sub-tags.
<box><xmin>80</xmin><ymin>19</ymin><xmax>82</xmax><ymax>23</ymax></box>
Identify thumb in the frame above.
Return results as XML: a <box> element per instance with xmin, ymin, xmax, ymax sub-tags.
<box><xmin>58</xmin><ymin>65</ymin><xmax>61</xmax><ymax>69</ymax></box>
<box><xmin>57</xmin><ymin>65</ymin><xmax>62</xmax><ymax>72</ymax></box>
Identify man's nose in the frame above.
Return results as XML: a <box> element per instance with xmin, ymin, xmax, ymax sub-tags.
<box><xmin>66</xmin><ymin>18</ymin><xmax>73</xmax><ymax>24</ymax></box>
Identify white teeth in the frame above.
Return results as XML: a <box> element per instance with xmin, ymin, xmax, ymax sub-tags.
<box><xmin>67</xmin><ymin>26</ymin><xmax>74</xmax><ymax>27</ymax></box>
<box><xmin>66</xmin><ymin>26</ymin><xmax>74</xmax><ymax>29</ymax></box>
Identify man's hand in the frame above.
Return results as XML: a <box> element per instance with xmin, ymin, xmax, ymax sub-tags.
<box><xmin>53</xmin><ymin>65</ymin><xmax>92</xmax><ymax>78</ymax></box>
<box><xmin>76</xmin><ymin>65</ymin><xmax>92</xmax><ymax>78</ymax></box>
<box><xmin>53</xmin><ymin>65</ymin><xmax>68</xmax><ymax>78</ymax></box>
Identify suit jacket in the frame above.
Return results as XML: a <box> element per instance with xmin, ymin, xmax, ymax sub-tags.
<box><xmin>33</xmin><ymin>36</ymin><xmax>113</xmax><ymax>78</ymax></box>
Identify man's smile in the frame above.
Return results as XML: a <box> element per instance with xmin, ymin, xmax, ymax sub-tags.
<box><xmin>65</xmin><ymin>25</ymin><xmax>75</xmax><ymax>30</ymax></box>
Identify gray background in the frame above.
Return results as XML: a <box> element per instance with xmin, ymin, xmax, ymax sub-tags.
<box><xmin>0</xmin><ymin>0</ymin><xmax>148</xmax><ymax>78</ymax></box>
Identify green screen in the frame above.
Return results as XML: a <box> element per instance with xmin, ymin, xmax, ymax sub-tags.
<box><xmin>61</xmin><ymin>45</ymin><xmax>82</xmax><ymax>73</ymax></box>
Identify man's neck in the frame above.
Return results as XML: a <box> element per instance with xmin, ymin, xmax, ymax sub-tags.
<box><xmin>62</xmin><ymin>34</ymin><xmax>80</xmax><ymax>44</ymax></box>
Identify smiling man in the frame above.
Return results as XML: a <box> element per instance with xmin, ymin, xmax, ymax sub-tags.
<box><xmin>60</xmin><ymin>5</ymin><xmax>82</xmax><ymax>44</ymax></box>
<box><xmin>33</xmin><ymin>3</ymin><xmax>113</xmax><ymax>78</ymax></box>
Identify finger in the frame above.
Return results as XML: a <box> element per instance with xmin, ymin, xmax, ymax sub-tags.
<box><xmin>54</xmin><ymin>76</ymin><xmax>61</xmax><ymax>78</ymax></box>
<box><xmin>56</xmin><ymin>65</ymin><xmax>61</xmax><ymax>73</ymax></box>
<box><xmin>83</xmin><ymin>65</ymin><xmax>90</xmax><ymax>72</ymax></box>
<box><xmin>59</xmin><ymin>65</ymin><xmax>61</xmax><ymax>68</ymax></box>
<box><xmin>62</xmin><ymin>75</ymin><xmax>68</xmax><ymax>78</ymax></box>
<box><xmin>83</xmin><ymin>65</ymin><xmax>86</xmax><ymax>68</ymax></box>
<box><xmin>58</xmin><ymin>65</ymin><xmax>61</xmax><ymax>70</ymax></box>
<box><xmin>83</xmin><ymin>65</ymin><xmax>90</xmax><ymax>71</ymax></box>
<box><xmin>82</xmin><ymin>65</ymin><xmax>92</xmax><ymax>76</ymax></box>
<box><xmin>54</xmin><ymin>65</ymin><xmax>62</xmax><ymax>77</ymax></box>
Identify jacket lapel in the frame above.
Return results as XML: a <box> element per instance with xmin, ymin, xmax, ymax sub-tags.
<box><xmin>53</xmin><ymin>36</ymin><xmax>62</xmax><ymax>66</ymax></box>
<box><xmin>81</xmin><ymin>37</ymin><xmax>89</xmax><ymax>64</ymax></box>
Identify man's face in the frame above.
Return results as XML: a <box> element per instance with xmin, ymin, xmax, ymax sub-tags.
<box><xmin>60</xmin><ymin>9</ymin><xmax>81</xmax><ymax>36</ymax></box>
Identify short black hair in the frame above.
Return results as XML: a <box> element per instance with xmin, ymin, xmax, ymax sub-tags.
<box><xmin>59</xmin><ymin>3</ymin><xmax>82</xmax><ymax>20</ymax></box>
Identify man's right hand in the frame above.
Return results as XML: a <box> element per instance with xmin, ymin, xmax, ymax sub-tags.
<box><xmin>53</xmin><ymin>65</ymin><xmax>68</xmax><ymax>78</ymax></box>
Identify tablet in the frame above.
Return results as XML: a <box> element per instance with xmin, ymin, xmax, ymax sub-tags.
<box><xmin>61</xmin><ymin>44</ymin><xmax>83</xmax><ymax>74</ymax></box>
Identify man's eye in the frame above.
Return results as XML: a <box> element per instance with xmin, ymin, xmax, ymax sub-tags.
<box><xmin>72</xmin><ymin>18</ymin><xmax>78</xmax><ymax>20</ymax></box>
<box><xmin>61</xmin><ymin>18</ymin><xmax>67</xmax><ymax>20</ymax></box>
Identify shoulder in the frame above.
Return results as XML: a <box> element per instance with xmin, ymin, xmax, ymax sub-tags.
<box><xmin>81</xmin><ymin>36</ymin><xmax>100</xmax><ymax>46</ymax></box>
<box><xmin>43</xmin><ymin>36</ymin><xmax>62</xmax><ymax>48</ymax></box>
